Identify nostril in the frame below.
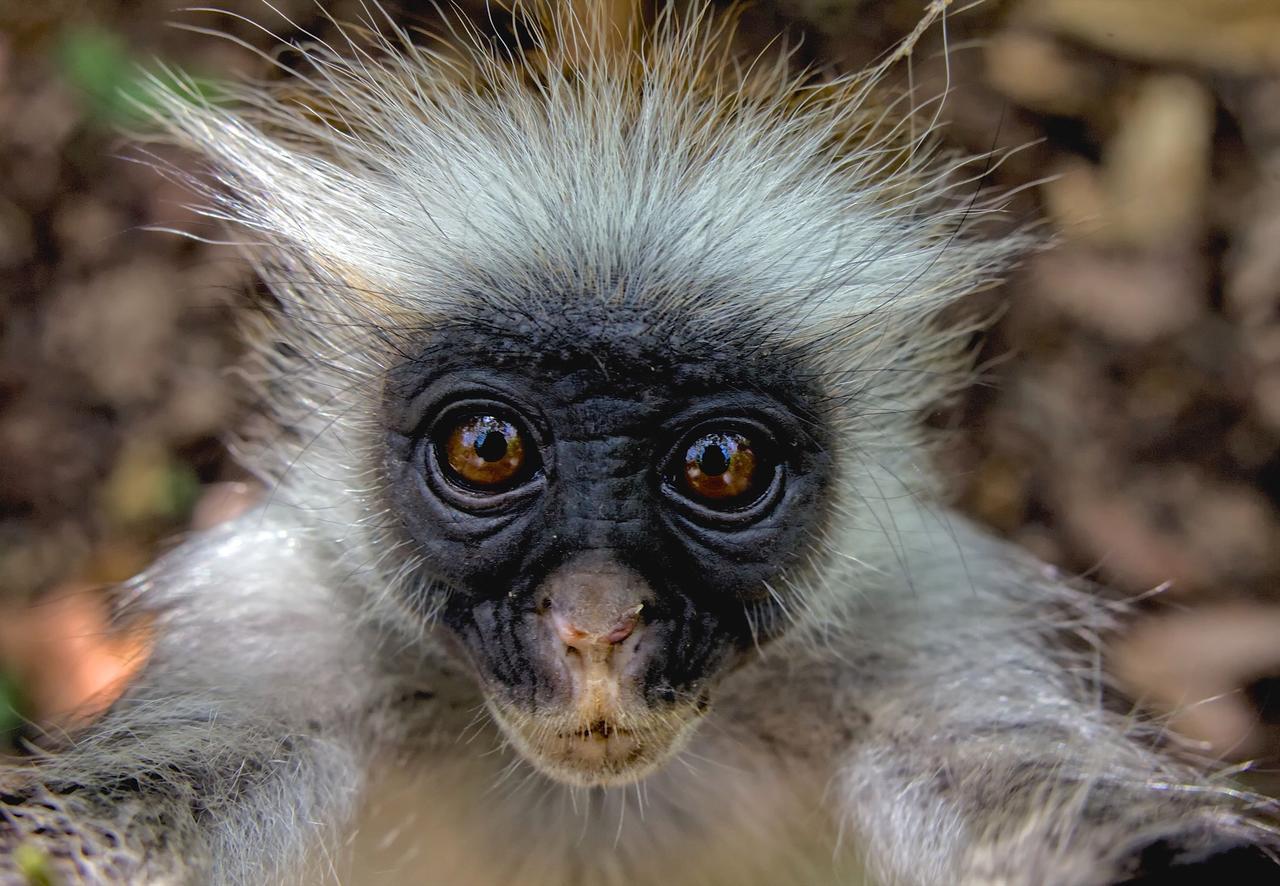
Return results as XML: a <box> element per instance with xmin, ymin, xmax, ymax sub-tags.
<box><xmin>603</xmin><ymin>610</ymin><xmax>640</xmax><ymax>645</ymax></box>
<box><xmin>553</xmin><ymin>614</ymin><xmax>592</xmax><ymax>650</ymax></box>
<box><xmin>552</xmin><ymin>607</ymin><xmax>642</xmax><ymax>650</ymax></box>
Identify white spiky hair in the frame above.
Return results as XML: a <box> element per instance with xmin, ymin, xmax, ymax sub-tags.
<box><xmin>145</xmin><ymin>0</ymin><xmax>1025</xmax><ymax>630</ymax></box>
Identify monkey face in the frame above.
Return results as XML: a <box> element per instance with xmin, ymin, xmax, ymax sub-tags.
<box><xmin>383</xmin><ymin>303</ymin><xmax>833</xmax><ymax>786</ymax></box>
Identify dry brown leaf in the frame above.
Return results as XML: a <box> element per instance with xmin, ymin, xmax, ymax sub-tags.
<box><xmin>1028</xmin><ymin>245</ymin><xmax>1204</xmax><ymax>342</ymax></box>
<box><xmin>0</xmin><ymin>586</ymin><xmax>150</xmax><ymax>728</ymax></box>
<box><xmin>190</xmin><ymin>481</ymin><xmax>261</xmax><ymax>531</ymax></box>
<box><xmin>1113</xmin><ymin>604</ymin><xmax>1280</xmax><ymax>758</ymax></box>
<box><xmin>1105</xmin><ymin>75</ymin><xmax>1213</xmax><ymax>246</ymax></box>
<box><xmin>1057</xmin><ymin>466</ymin><xmax>1276</xmax><ymax>593</ymax></box>
<box><xmin>1020</xmin><ymin>0</ymin><xmax>1280</xmax><ymax>73</ymax></box>
<box><xmin>984</xmin><ymin>30</ymin><xmax>1103</xmax><ymax>118</ymax></box>
<box><xmin>1040</xmin><ymin>158</ymin><xmax>1110</xmax><ymax>239</ymax></box>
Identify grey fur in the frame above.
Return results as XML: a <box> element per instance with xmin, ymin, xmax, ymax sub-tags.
<box><xmin>2</xmin><ymin>2</ymin><xmax>1277</xmax><ymax>884</ymax></box>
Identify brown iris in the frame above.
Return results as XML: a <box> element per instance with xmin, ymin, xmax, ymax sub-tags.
<box><xmin>682</xmin><ymin>432</ymin><xmax>759</xmax><ymax>504</ymax></box>
<box><xmin>441</xmin><ymin>414</ymin><xmax>527</xmax><ymax>490</ymax></box>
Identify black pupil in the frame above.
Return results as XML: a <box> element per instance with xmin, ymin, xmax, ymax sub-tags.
<box><xmin>474</xmin><ymin>428</ymin><xmax>509</xmax><ymax>462</ymax></box>
<box><xmin>699</xmin><ymin>443</ymin><xmax>730</xmax><ymax>476</ymax></box>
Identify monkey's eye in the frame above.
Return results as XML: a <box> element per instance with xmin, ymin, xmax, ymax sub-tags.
<box><xmin>664</xmin><ymin>426</ymin><xmax>780</xmax><ymax>517</ymax></box>
<box><xmin>436</xmin><ymin>413</ymin><xmax>533</xmax><ymax>492</ymax></box>
<box><xmin>683</xmin><ymin>433</ymin><xmax>758</xmax><ymax>502</ymax></box>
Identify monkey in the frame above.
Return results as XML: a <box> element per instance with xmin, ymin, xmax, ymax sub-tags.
<box><xmin>1</xmin><ymin>2</ymin><xmax>1278</xmax><ymax>884</ymax></box>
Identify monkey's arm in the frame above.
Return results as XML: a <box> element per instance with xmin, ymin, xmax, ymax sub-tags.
<box><xmin>824</xmin><ymin>516</ymin><xmax>1278</xmax><ymax>886</ymax></box>
<box><xmin>0</xmin><ymin>510</ymin><xmax>389</xmax><ymax>884</ymax></box>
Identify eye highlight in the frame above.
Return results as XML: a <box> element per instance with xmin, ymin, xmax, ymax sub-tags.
<box><xmin>439</xmin><ymin>414</ymin><xmax>529</xmax><ymax>491</ymax></box>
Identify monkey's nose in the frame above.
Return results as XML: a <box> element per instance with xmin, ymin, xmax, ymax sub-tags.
<box><xmin>553</xmin><ymin>606</ymin><xmax>642</xmax><ymax>652</ymax></box>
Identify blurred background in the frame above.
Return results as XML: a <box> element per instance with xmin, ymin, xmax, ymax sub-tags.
<box><xmin>1</xmin><ymin>0</ymin><xmax>1278</xmax><ymax>790</ymax></box>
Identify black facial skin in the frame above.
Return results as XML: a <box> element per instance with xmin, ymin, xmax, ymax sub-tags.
<box><xmin>383</xmin><ymin>297</ymin><xmax>834</xmax><ymax>716</ymax></box>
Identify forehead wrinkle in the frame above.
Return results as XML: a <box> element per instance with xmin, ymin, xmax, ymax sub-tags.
<box><xmin>434</xmin><ymin>284</ymin><xmax>804</xmax><ymax>378</ymax></box>
<box><xmin>385</xmin><ymin>285</ymin><xmax>837</xmax><ymax>445</ymax></box>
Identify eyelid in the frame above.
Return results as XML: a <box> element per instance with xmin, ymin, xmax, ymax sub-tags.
<box><xmin>655</xmin><ymin>395</ymin><xmax>808</xmax><ymax>447</ymax></box>
<box><xmin>660</xmin><ymin>417</ymin><xmax>779</xmax><ymax>468</ymax></box>
<box><xmin>397</xmin><ymin>376</ymin><xmax>550</xmax><ymax>441</ymax></box>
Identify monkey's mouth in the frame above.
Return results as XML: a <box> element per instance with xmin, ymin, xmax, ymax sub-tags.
<box><xmin>558</xmin><ymin>720</ymin><xmax>632</xmax><ymax>740</ymax></box>
<box><xmin>488</xmin><ymin>703</ymin><xmax>704</xmax><ymax>787</ymax></box>
<box><xmin>546</xmin><ymin>720</ymin><xmax>649</xmax><ymax>778</ymax></box>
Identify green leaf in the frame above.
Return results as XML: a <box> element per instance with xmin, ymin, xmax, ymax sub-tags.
<box><xmin>55</xmin><ymin>26</ymin><xmax>224</xmax><ymax>128</ymax></box>
<box><xmin>0</xmin><ymin>668</ymin><xmax>27</xmax><ymax>746</ymax></box>
<box><xmin>15</xmin><ymin>843</ymin><xmax>60</xmax><ymax>886</ymax></box>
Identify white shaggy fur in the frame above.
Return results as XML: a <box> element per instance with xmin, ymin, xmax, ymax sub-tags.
<box><xmin>1</xmin><ymin>3</ymin><xmax>1277</xmax><ymax>884</ymax></box>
